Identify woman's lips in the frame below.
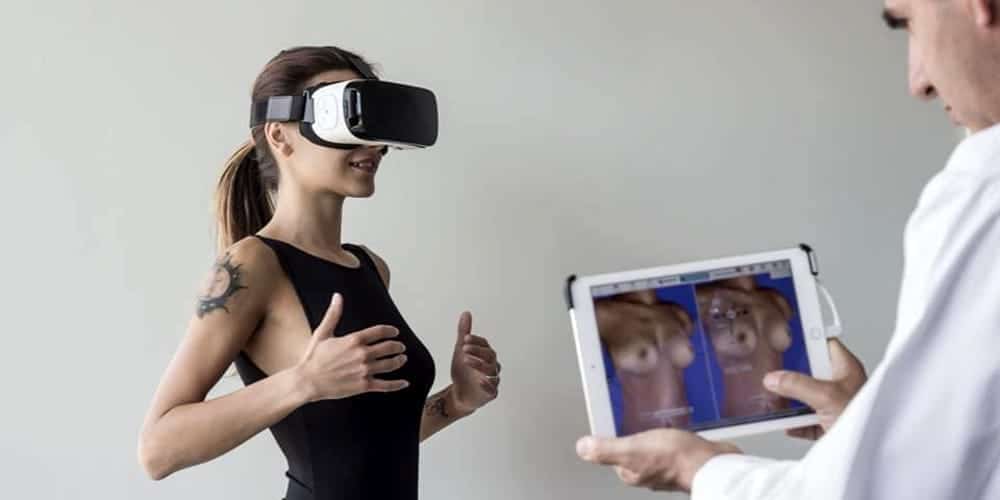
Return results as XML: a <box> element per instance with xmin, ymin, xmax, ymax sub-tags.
<box><xmin>349</xmin><ymin>155</ymin><xmax>379</xmax><ymax>174</ymax></box>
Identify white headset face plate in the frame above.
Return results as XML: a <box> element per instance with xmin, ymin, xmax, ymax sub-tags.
<box><xmin>314</xmin><ymin>94</ymin><xmax>340</xmax><ymax>130</ymax></box>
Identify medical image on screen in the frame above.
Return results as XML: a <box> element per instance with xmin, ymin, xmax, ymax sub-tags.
<box><xmin>592</xmin><ymin>260</ymin><xmax>813</xmax><ymax>436</ymax></box>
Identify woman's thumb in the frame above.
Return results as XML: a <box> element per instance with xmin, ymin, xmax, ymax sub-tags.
<box><xmin>456</xmin><ymin>311</ymin><xmax>472</xmax><ymax>343</ymax></box>
<box><xmin>310</xmin><ymin>293</ymin><xmax>343</xmax><ymax>349</ymax></box>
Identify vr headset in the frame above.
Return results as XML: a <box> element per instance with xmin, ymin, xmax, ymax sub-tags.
<box><xmin>249</xmin><ymin>50</ymin><xmax>438</xmax><ymax>150</ymax></box>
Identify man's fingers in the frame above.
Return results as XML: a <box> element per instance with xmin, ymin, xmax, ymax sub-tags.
<box><xmin>786</xmin><ymin>427</ymin><xmax>808</xmax><ymax>439</ymax></box>
<box><xmin>763</xmin><ymin>370</ymin><xmax>837</xmax><ymax>410</ymax></box>
<box><xmin>829</xmin><ymin>338</ymin><xmax>866</xmax><ymax>384</ymax></box>
<box><xmin>786</xmin><ymin>425</ymin><xmax>822</xmax><ymax>441</ymax></box>
<box><xmin>615</xmin><ymin>466</ymin><xmax>642</xmax><ymax>486</ymax></box>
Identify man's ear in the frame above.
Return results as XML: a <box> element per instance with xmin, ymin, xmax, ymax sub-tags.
<box><xmin>265</xmin><ymin>122</ymin><xmax>294</xmax><ymax>158</ymax></box>
<box><xmin>970</xmin><ymin>0</ymin><xmax>995</xmax><ymax>27</ymax></box>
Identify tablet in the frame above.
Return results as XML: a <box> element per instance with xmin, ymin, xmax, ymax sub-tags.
<box><xmin>566</xmin><ymin>245</ymin><xmax>833</xmax><ymax>440</ymax></box>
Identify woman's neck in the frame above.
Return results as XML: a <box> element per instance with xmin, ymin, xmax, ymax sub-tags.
<box><xmin>259</xmin><ymin>186</ymin><xmax>351</xmax><ymax>257</ymax></box>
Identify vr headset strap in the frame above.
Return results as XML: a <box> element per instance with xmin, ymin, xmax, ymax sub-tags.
<box><xmin>250</xmin><ymin>95</ymin><xmax>313</xmax><ymax>128</ymax></box>
<box><xmin>249</xmin><ymin>48</ymin><xmax>376</xmax><ymax>128</ymax></box>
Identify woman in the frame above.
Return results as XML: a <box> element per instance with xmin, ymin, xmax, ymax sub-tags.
<box><xmin>137</xmin><ymin>46</ymin><xmax>502</xmax><ymax>500</ymax></box>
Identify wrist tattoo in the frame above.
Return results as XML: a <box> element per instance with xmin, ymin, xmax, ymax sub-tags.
<box><xmin>196</xmin><ymin>252</ymin><xmax>247</xmax><ymax>318</ymax></box>
<box><xmin>425</xmin><ymin>389</ymin><xmax>451</xmax><ymax>418</ymax></box>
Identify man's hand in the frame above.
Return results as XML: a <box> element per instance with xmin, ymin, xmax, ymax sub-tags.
<box><xmin>576</xmin><ymin>429</ymin><xmax>741</xmax><ymax>493</ymax></box>
<box><xmin>764</xmin><ymin>338</ymin><xmax>867</xmax><ymax>440</ymax></box>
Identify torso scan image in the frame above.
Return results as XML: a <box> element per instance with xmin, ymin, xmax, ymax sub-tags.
<box><xmin>696</xmin><ymin>277</ymin><xmax>793</xmax><ymax>419</ymax></box>
<box><xmin>595</xmin><ymin>290</ymin><xmax>696</xmax><ymax>434</ymax></box>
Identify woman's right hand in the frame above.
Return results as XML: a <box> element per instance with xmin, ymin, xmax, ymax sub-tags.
<box><xmin>296</xmin><ymin>293</ymin><xmax>410</xmax><ymax>402</ymax></box>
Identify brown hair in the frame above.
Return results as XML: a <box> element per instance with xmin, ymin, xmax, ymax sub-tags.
<box><xmin>214</xmin><ymin>46</ymin><xmax>378</xmax><ymax>252</ymax></box>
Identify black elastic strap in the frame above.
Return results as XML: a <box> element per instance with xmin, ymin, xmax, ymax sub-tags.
<box><xmin>250</xmin><ymin>47</ymin><xmax>376</xmax><ymax>129</ymax></box>
<box><xmin>250</xmin><ymin>95</ymin><xmax>312</xmax><ymax>128</ymax></box>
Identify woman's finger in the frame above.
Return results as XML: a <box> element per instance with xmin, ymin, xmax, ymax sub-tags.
<box><xmin>367</xmin><ymin>354</ymin><xmax>408</xmax><ymax>375</ymax></box>
<box><xmin>462</xmin><ymin>345</ymin><xmax>496</xmax><ymax>363</ymax></box>
<box><xmin>366</xmin><ymin>340</ymin><xmax>407</xmax><ymax>360</ymax></box>
<box><xmin>464</xmin><ymin>356</ymin><xmax>499</xmax><ymax>376</ymax></box>
<box><xmin>479</xmin><ymin>378</ymin><xmax>499</xmax><ymax>397</ymax></box>
<box><xmin>464</xmin><ymin>335</ymin><xmax>492</xmax><ymax>348</ymax></box>
<box><xmin>364</xmin><ymin>378</ymin><xmax>410</xmax><ymax>393</ymax></box>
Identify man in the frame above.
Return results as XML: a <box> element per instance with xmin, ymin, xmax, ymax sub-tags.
<box><xmin>576</xmin><ymin>0</ymin><xmax>1000</xmax><ymax>498</ymax></box>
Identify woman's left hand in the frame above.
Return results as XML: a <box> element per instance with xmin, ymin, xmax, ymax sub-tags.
<box><xmin>450</xmin><ymin>311</ymin><xmax>501</xmax><ymax>415</ymax></box>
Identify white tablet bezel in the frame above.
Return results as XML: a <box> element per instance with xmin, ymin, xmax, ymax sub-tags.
<box><xmin>568</xmin><ymin>246</ymin><xmax>833</xmax><ymax>441</ymax></box>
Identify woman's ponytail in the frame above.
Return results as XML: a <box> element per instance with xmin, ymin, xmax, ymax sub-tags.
<box><xmin>214</xmin><ymin>141</ymin><xmax>273</xmax><ymax>253</ymax></box>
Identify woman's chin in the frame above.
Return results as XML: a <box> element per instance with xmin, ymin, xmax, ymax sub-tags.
<box><xmin>344</xmin><ymin>181</ymin><xmax>376</xmax><ymax>198</ymax></box>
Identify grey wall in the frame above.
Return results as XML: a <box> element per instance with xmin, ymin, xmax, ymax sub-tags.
<box><xmin>1</xmin><ymin>1</ymin><xmax>956</xmax><ymax>499</ymax></box>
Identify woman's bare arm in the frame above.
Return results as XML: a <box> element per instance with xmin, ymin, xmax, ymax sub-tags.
<box><xmin>137</xmin><ymin>238</ymin><xmax>311</xmax><ymax>480</ymax></box>
<box><xmin>420</xmin><ymin>385</ymin><xmax>475</xmax><ymax>441</ymax></box>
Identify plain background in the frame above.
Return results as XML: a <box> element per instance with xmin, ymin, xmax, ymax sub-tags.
<box><xmin>1</xmin><ymin>1</ymin><xmax>958</xmax><ymax>498</ymax></box>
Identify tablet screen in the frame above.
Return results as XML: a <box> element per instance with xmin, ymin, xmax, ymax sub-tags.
<box><xmin>590</xmin><ymin>259</ymin><xmax>813</xmax><ymax>435</ymax></box>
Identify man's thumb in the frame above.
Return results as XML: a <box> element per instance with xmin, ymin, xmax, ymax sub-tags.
<box><xmin>576</xmin><ymin>436</ymin><xmax>629</xmax><ymax>466</ymax></box>
<box><xmin>763</xmin><ymin>370</ymin><xmax>833</xmax><ymax>409</ymax></box>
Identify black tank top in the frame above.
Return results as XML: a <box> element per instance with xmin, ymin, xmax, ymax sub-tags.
<box><xmin>234</xmin><ymin>236</ymin><xmax>436</xmax><ymax>500</ymax></box>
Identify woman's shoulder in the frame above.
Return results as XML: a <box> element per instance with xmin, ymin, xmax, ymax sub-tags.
<box><xmin>351</xmin><ymin>243</ymin><xmax>390</xmax><ymax>288</ymax></box>
<box><xmin>191</xmin><ymin>236</ymin><xmax>283</xmax><ymax>323</ymax></box>
<box><xmin>214</xmin><ymin>236</ymin><xmax>284</xmax><ymax>286</ymax></box>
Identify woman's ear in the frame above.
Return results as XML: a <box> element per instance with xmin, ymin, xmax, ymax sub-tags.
<box><xmin>264</xmin><ymin>122</ymin><xmax>294</xmax><ymax>158</ymax></box>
